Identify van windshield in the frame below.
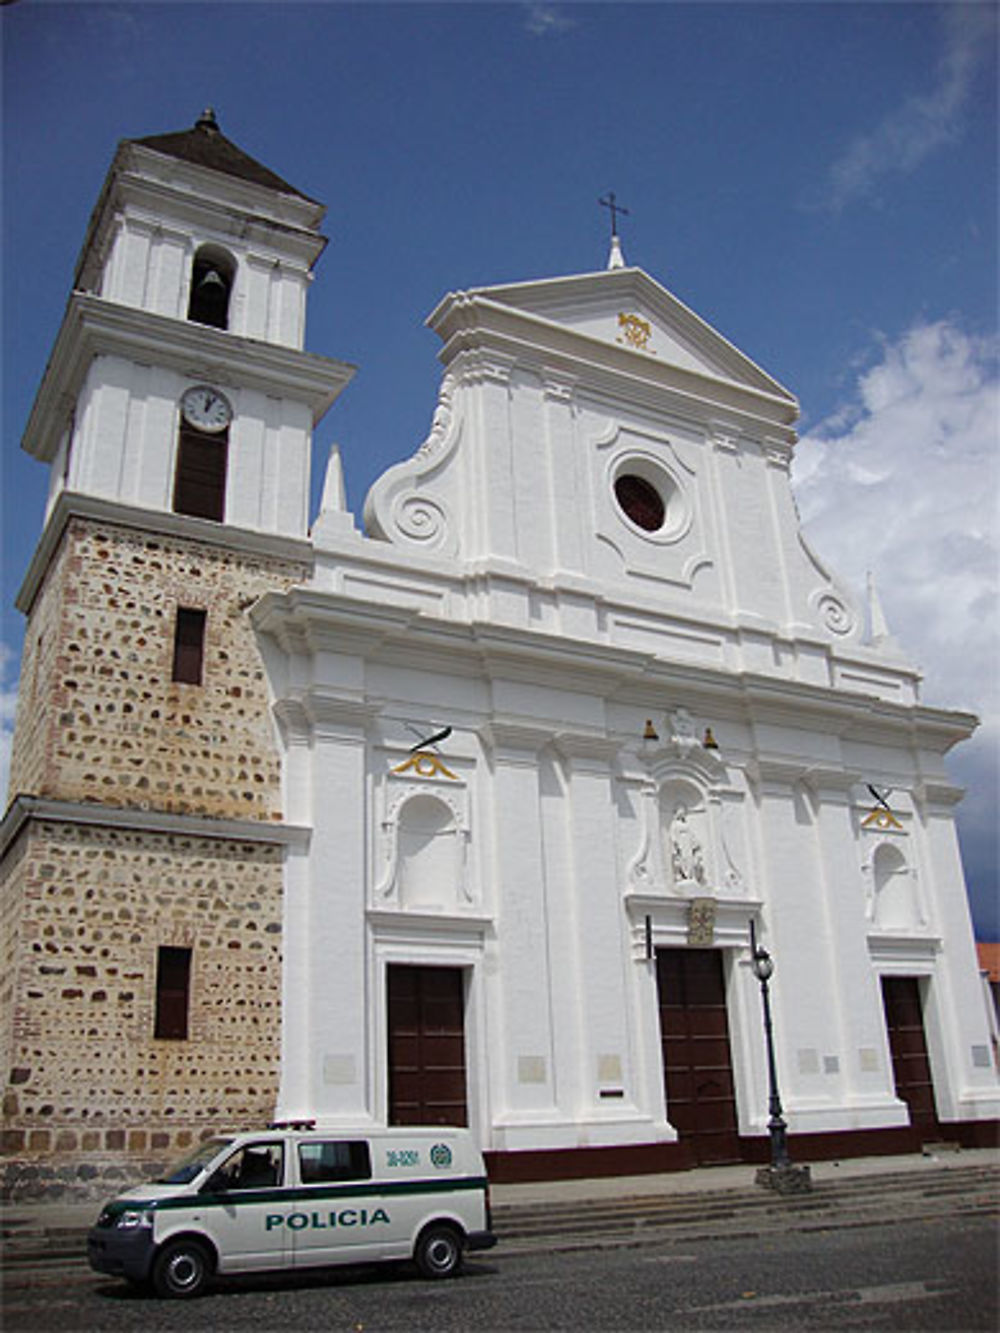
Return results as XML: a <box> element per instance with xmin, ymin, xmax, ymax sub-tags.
<box><xmin>155</xmin><ymin>1138</ymin><xmax>234</xmax><ymax>1185</ymax></box>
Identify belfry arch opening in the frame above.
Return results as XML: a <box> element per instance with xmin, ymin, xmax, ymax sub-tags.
<box><xmin>187</xmin><ymin>245</ymin><xmax>235</xmax><ymax>329</ymax></box>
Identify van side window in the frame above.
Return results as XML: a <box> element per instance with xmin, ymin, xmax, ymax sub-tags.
<box><xmin>298</xmin><ymin>1140</ymin><xmax>372</xmax><ymax>1184</ymax></box>
<box><xmin>214</xmin><ymin>1143</ymin><xmax>284</xmax><ymax>1191</ymax></box>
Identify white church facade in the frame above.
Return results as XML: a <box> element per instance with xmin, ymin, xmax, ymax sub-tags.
<box><xmin>2</xmin><ymin>116</ymin><xmax>996</xmax><ymax>1197</ymax></box>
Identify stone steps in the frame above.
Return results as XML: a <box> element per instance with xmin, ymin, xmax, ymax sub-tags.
<box><xmin>2</xmin><ymin>1162</ymin><xmax>996</xmax><ymax>1271</ymax></box>
<box><xmin>491</xmin><ymin>1164</ymin><xmax>999</xmax><ymax>1249</ymax></box>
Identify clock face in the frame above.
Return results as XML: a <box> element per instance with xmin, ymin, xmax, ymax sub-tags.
<box><xmin>181</xmin><ymin>385</ymin><xmax>232</xmax><ymax>433</ymax></box>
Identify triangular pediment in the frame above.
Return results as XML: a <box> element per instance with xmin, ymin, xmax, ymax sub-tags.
<box><xmin>462</xmin><ymin>267</ymin><xmax>795</xmax><ymax>403</ymax></box>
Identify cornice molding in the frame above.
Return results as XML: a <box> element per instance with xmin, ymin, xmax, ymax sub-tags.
<box><xmin>0</xmin><ymin>794</ymin><xmax>310</xmax><ymax>859</ymax></box>
<box><xmin>430</xmin><ymin>268</ymin><xmax>796</xmax><ymax>403</ymax></box>
<box><xmin>120</xmin><ymin>139</ymin><xmax>324</xmax><ymax>227</ymax></box>
<box><xmin>15</xmin><ymin>492</ymin><xmax>313</xmax><ymax>615</ymax></box>
<box><xmin>745</xmin><ymin>757</ymin><xmax>813</xmax><ymax>791</ymax></box>
<box><xmin>552</xmin><ymin>732</ymin><xmax>622</xmax><ymax>769</ymax></box>
<box><xmin>249</xmin><ymin>583</ymin><xmax>979</xmax><ymax>754</ymax></box>
<box><xmin>22</xmin><ymin>293</ymin><xmax>355</xmax><ymax>462</ymax></box>
<box><xmin>913</xmin><ymin>780</ymin><xmax>967</xmax><ymax>811</ymax></box>
<box><xmin>480</xmin><ymin>721</ymin><xmax>555</xmax><ymax>760</ymax></box>
<box><xmin>866</xmin><ymin>932</ymin><xmax>942</xmax><ymax>966</ymax></box>
<box><xmin>367</xmin><ymin>908</ymin><xmax>493</xmax><ymax>946</ymax></box>
<box><xmin>295</xmin><ymin>691</ymin><xmax>383</xmax><ymax>737</ymax></box>
<box><xmin>428</xmin><ymin>289</ymin><xmax>798</xmax><ymax>441</ymax></box>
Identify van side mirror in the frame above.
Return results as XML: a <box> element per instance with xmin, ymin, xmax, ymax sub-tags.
<box><xmin>201</xmin><ymin>1169</ymin><xmax>229</xmax><ymax>1195</ymax></box>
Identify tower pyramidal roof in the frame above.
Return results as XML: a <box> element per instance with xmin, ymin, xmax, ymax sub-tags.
<box><xmin>132</xmin><ymin>108</ymin><xmax>314</xmax><ymax>201</ymax></box>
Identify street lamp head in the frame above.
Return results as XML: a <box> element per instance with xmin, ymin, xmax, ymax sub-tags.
<box><xmin>752</xmin><ymin>947</ymin><xmax>774</xmax><ymax>982</ymax></box>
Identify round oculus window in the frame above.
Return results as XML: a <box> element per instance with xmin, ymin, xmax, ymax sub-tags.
<box><xmin>614</xmin><ymin>473</ymin><xmax>665</xmax><ymax>532</ymax></box>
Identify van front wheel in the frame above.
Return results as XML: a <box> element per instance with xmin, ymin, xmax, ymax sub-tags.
<box><xmin>151</xmin><ymin>1238</ymin><xmax>212</xmax><ymax>1298</ymax></box>
<box><xmin>415</xmin><ymin>1224</ymin><xmax>464</xmax><ymax>1279</ymax></box>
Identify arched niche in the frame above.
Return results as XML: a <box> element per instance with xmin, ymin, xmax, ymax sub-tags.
<box><xmin>659</xmin><ymin>777</ymin><xmax>709</xmax><ymax>892</ymax></box>
<box><xmin>872</xmin><ymin>842</ymin><xmax>918</xmax><ymax>929</ymax></box>
<box><xmin>396</xmin><ymin>793</ymin><xmax>462</xmax><ymax>911</ymax></box>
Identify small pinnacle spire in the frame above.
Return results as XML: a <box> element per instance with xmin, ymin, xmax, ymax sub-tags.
<box><xmin>865</xmin><ymin>570</ymin><xmax>901</xmax><ymax>655</ymax></box>
<box><xmin>320</xmin><ymin>443</ymin><xmax>347</xmax><ymax>513</ymax></box>
<box><xmin>607</xmin><ymin>233</ymin><xmax>626</xmax><ymax>269</ymax></box>
<box><xmin>311</xmin><ymin>443</ymin><xmax>358</xmax><ymax>544</ymax></box>
<box><xmin>196</xmin><ymin>107</ymin><xmax>219</xmax><ymax>132</ymax></box>
<box><xmin>866</xmin><ymin>570</ymin><xmax>889</xmax><ymax>640</ymax></box>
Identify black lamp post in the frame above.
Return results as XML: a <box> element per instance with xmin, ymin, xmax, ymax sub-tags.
<box><xmin>749</xmin><ymin>919</ymin><xmax>811</xmax><ymax>1194</ymax></box>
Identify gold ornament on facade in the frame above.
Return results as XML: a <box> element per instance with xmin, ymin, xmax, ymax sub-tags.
<box><xmin>861</xmin><ymin>806</ymin><xmax>903</xmax><ymax>831</ymax></box>
<box><xmin>392</xmin><ymin>751</ymin><xmax>458</xmax><ymax>781</ymax></box>
<box><xmin>617</xmin><ymin>312</ymin><xmax>653</xmax><ymax>351</ymax></box>
<box><xmin>861</xmin><ymin>784</ymin><xmax>903</xmax><ymax>830</ymax></box>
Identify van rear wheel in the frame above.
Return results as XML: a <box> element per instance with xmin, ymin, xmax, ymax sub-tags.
<box><xmin>415</xmin><ymin>1224</ymin><xmax>464</xmax><ymax>1279</ymax></box>
<box><xmin>151</xmin><ymin>1238</ymin><xmax>212</xmax><ymax>1298</ymax></box>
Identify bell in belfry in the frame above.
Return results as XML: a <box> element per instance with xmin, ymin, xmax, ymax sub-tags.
<box><xmin>189</xmin><ymin>265</ymin><xmax>230</xmax><ymax>328</ymax></box>
<box><xmin>197</xmin><ymin>268</ymin><xmax>227</xmax><ymax>297</ymax></box>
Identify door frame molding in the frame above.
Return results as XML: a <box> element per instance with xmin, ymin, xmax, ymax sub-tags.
<box><xmin>370</xmin><ymin>916</ymin><xmax>487</xmax><ymax>1139</ymax></box>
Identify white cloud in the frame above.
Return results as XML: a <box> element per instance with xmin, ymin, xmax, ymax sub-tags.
<box><xmin>523</xmin><ymin>3</ymin><xmax>576</xmax><ymax>37</ymax></box>
<box><xmin>793</xmin><ymin>318</ymin><xmax>999</xmax><ymax>932</ymax></box>
<box><xmin>804</xmin><ymin>4</ymin><xmax>997</xmax><ymax>213</ymax></box>
<box><xmin>794</xmin><ymin>319</ymin><xmax>998</xmax><ymax>714</ymax></box>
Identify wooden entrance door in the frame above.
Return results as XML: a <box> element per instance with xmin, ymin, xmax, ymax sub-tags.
<box><xmin>387</xmin><ymin>965</ymin><xmax>468</xmax><ymax>1127</ymax></box>
<box><xmin>656</xmin><ymin>948</ymin><xmax>740</xmax><ymax>1165</ymax></box>
<box><xmin>881</xmin><ymin>976</ymin><xmax>939</xmax><ymax>1134</ymax></box>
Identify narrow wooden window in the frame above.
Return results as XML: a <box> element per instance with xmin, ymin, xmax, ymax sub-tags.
<box><xmin>173</xmin><ymin>424</ymin><xmax>227</xmax><ymax>521</ymax></box>
<box><xmin>155</xmin><ymin>946</ymin><xmax>192</xmax><ymax>1040</ymax></box>
<box><xmin>172</xmin><ymin>607</ymin><xmax>207</xmax><ymax>685</ymax></box>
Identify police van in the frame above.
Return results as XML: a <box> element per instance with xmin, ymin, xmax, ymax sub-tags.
<box><xmin>87</xmin><ymin>1124</ymin><xmax>496</xmax><ymax>1297</ymax></box>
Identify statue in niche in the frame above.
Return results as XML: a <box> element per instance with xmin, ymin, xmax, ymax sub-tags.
<box><xmin>670</xmin><ymin>805</ymin><xmax>706</xmax><ymax>887</ymax></box>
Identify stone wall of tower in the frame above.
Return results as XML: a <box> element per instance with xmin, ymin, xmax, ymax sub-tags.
<box><xmin>7</xmin><ymin>518</ymin><xmax>308</xmax><ymax>819</ymax></box>
<box><xmin>2</xmin><ymin>517</ymin><xmax>310</xmax><ymax>1197</ymax></box>
<box><xmin>0</xmin><ymin>818</ymin><xmax>283</xmax><ymax>1200</ymax></box>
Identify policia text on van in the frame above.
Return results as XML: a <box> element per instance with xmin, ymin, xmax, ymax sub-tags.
<box><xmin>87</xmin><ymin>1126</ymin><xmax>496</xmax><ymax>1297</ymax></box>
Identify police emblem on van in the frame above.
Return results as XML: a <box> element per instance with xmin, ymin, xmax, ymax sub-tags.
<box><xmin>429</xmin><ymin>1143</ymin><xmax>452</xmax><ymax>1168</ymax></box>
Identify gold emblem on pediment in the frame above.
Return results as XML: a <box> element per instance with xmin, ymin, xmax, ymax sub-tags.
<box><xmin>617</xmin><ymin>312</ymin><xmax>653</xmax><ymax>351</ymax></box>
<box><xmin>392</xmin><ymin>750</ymin><xmax>458</xmax><ymax>781</ymax></box>
<box><xmin>861</xmin><ymin>807</ymin><xmax>903</xmax><ymax>831</ymax></box>
<box><xmin>861</xmin><ymin>784</ymin><xmax>903</xmax><ymax>830</ymax></box>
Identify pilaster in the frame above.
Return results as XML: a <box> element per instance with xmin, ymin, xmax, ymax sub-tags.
<box><xmin>552</xmin><ymin>734</ymin><xmax>645</xmax><ymax>1134</ymax></box>
<box><xmin>481</xmin><ymin>722</ymin><xmax>560</xmax><ymax>1140</ymax></box>
<box><xmin>745</xmin><ymin>759</ymin><xmax>897</xmax><ymax>1132</ymax></box>
<box><xmin>283</xmin><ymin>697</ymin><xmax>380</xmax><ymax>1123</ymax></box>
<box><xmin>466</xmin><ymin>352</ymin><xmax>517</xmax><ymax>562</ymax></box>
<box><xmin>801</xmin><ymin>767</ymin><xmax>903</xmax><ymax>1120</ymax></box>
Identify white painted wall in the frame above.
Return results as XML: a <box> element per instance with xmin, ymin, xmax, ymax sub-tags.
<box><xmin>260</xmin><ymin>262</ymin><xmax>997</xmax><ymax>1157</ymax></box>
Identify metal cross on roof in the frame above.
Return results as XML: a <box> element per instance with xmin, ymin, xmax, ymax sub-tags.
<box><xmin>598</xmin><ymin>191</ymin><xmax>630</xmax><ymax>238</ymax></box>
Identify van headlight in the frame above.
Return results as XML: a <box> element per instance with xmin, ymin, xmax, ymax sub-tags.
<box><xmin>116</xmin><ymin>1209</ymin><xmax>154</xmax><ymax>1230</ymax></box>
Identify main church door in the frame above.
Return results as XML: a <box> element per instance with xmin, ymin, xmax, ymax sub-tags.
<box><xmin>656</xmin><ymin>948</ymin><xmax>740</xmax><ymax>1165</ymax></box>
<box><xmin>881</xmin><ymin>976</ymin><xmax>939</xmax><ymax>1135</ymax></box>
<box><xmin>387</xmin><ymin>965</ymin><xmax>468</xmax><ymax>1127</ymax></box>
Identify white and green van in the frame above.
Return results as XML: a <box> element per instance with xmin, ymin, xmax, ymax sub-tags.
<box><xmin>87</xmin><ymin>1125</ymin><xmax>496</xmax><ymax>1297</ymax></box>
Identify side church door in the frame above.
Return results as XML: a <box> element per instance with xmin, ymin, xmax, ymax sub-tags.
<box><xmin>880</xmin><ymin>976</ymin><xmax>939</xmax><ymax>1135</ymax></box>
<box><xmin>387</xmin><ymin>965</ymin><xmax>469</xmax><ymax>1127</ymax></box>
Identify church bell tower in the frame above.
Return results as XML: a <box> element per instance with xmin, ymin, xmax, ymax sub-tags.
<box><xmin>1</xmin><ymin>112</ymin><xmax>352</xmax><ymax>1198</ymax></box>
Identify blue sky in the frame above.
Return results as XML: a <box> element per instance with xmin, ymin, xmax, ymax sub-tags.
<box><xmin>2</xmin><ymin>1</ymin><xmax>997</xmax><ymax>935</ymax></box>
